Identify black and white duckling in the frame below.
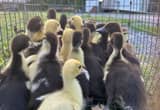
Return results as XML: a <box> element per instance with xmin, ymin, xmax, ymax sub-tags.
<box><xmin>67</xmin><ymin>31</ymin><xmax>90</xmax><ymax>107</ymax></box>
<box><xmin>68</xmin><ymin>31</ymin><xmax>85</xmax><ymax>66</ymax></box>
<box><xmin>28</xmin><ymin>32</ymin><xmax>63</xmax><ymax>110</ymax></box>
<box><xmin>82</xmin><ymin>28</ymin><xmax>106</xmax><ymax>107</ymax></box>
<box><xmin>0</xmin><ymin>34</ymin><xmax>30</xmax><ymax>110</ymax></box>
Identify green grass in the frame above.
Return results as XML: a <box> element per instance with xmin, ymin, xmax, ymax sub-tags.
<box><xmin>131</xmin><ymin>23</ymin><xmax>160</xmax><ymax>36</ymax></box>
<box><xmin>78</xmin><ymin>14</ymin><xmax>160</xmax><ymax>36</ymax></box>
<box><xmin>0</xmin><ymin>12</ymin><xmax>158</xmax><ymax>36</ymax></box>
<box><xmin>81</xmin><ymin>14</ymin><xmax>130</xmax><ymax>24</ymax></box>
<box><xmin>0</xmin><ymin>11</ymin><xmax>159</xmax><ymax>68</ymax></box>
<box><xmin>137</xmin><ymin>54</ymin><xmax>160</xmax><ymax>92</ymax></box>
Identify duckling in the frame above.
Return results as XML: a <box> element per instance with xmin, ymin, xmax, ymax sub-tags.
<box><xmin>68</xmin><ymin>31</ymin><xmax>85</xmax><ymax>66</ymax></box>
<box><xmin>121</xmin><ymin>42</ymin><xmax>144</xmax><ymax>82</ymax></box>
<box><xmin>104</xmin><ymin>32</ymin><xmax>142</xmax><ymax>81</ymax></box>
<box><xmin>28</xmin><ymin>32</ymin><xmax>63</xmax><ymax>110</ymax></box>
<box><xmin>43</xmin><ymin>19</ymin><xmax>62</xmax><ymax>56</ymax></box>
<box><xmin>60</xmin><ymin>28</ymin><xmax>74</xmax><ymax>62</ymax></box>
<box><xmin>104</xmin><ymin>32</ymin><xmax>146</xmax><ymax>110</ymax></box>
<box><xmin>67</xmin><ymin>31</ymin><xmax>90</xmax><ymax>106</ymax></box>
<box><xmin>60</xmin><ymin>14</ymin><xmax>67</xmax><ymax>31</ymax></box>
<box><xmin>94</xmin><ymin>22</ymin><xmax>124</xmax><ymax>67</ymax></box>
<box><xmin>68</xmin><ymin>15</ymin><xmax>83</xmax><ymax>31</ymax></box>
<box><xmin>104</xmin><ymin>32</ymin><xmax>123</xmax><ymax>81</ymax></box>
<box><xmin>104</xmin><ymin>33</ymin><xmax>139</xmax><ymax>76</ymax></box>
<box><xmin>24</xmin><ymin>16</ymin><xmax>45</xmax><ymax>57</ymax></box>
<box><xmin>84</xmin><ymin>22</ymin><xmax>102</xmax><ymax>44</ymax></box>
<box><xmin>58</xmin><ymin>14</ymin><xmax>68</xmax><ymax>50</ymax></box>
<box><xmin>82</xmin><ymin>28</ymin><xmax>106</xmax><ymax>106</ymax></box>
<box><xmin>0</xmin><ymin>34</ymin><xmax>30</xmax><ymax>110</ymax></box>
<box><xmin>44</xmin><ymin>19</ymin><xmax>61</xmax><ymax>34</ymax></box>
<box><xmin>84</xmin><ymin>22</ymin><xmax>96</xmax><ymax>42</ymax></box>
<box><xmin>47</xmin><ymin>8</ymin><xmax>57</xmax><ymax>19</ymax></box>
<box><xmin>26</xmin><ymin>16</ymin><xmax>45</xmax><ymax>42</ymax></box>
<box><xmin>38</xmin><ymin>59</ymin><xmax>83</xmax><ymax>110</ymax></box>
<box><xmin>96</xmin><ymin>22</ymin><xmax>122</xmax><ymax>35</ymax></box>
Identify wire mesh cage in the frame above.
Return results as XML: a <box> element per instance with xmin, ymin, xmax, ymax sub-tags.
<box><xmin>0</xmin><ymin>0</ymin><xmax>160</xmax><ymax>109</ymax></box>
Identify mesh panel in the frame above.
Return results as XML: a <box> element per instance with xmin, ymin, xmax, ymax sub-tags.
<box><xmin>0</xmin><ymin>0</ymin><xmax>160</xmax><ymax>108</ymax></box>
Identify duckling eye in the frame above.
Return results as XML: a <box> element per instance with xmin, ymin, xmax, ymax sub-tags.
<box><xmin>78</xmin><ymin>65</ymin><xmax>82</xmax><ymax>69</ymax></box>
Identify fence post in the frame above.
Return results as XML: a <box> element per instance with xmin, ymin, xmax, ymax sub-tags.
<box><xmin>128</xmin><ymin>0</ymin><xmax>132</xmax><ymax>26</ymax></box>
<box><xmin>116</xmin><ymin>0</ymin><xmax>120</xmax><ymax>14</ymax></box>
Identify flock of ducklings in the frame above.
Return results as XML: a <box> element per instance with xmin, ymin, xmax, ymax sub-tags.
<box><xmin>0</xmin><ymin>8</ymin><xmax>146</xmax><ymax>110</ymax></box>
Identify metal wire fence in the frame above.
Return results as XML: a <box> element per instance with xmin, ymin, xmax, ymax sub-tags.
<box><xmin>0</xmin><ymin>0</ymin><xmax>160</xmax><ymax>95</ymax></box>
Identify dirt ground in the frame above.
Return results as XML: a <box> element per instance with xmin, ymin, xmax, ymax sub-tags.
<box><xmin>147</xmin><ymin>73</ymin><xmax>160</xmax><ymax>110</ymax></box>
